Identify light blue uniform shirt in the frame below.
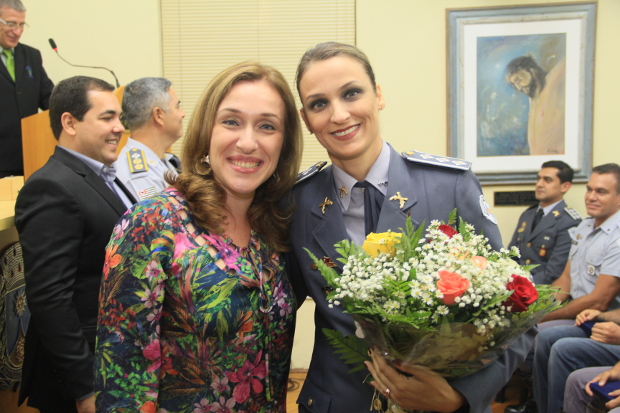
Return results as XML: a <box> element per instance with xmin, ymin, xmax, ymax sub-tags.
<box><xmin>568</xmin><ymin>209</ymin><xmax>620</xmax><ymax>309</ymax></box>
<box><xmin>116</xmin><ymin>138</ymin><xmax>178</xmax><ymax>201</ymax></box>
<box><xmin>332</xmin><ymin>141</ymin><xmax>390</xmax><ymax>246</ymax></box>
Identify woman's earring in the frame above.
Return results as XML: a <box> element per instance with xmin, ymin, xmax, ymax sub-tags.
<box><xmin>196</xmin><ymin>155</ymin><xmax>212</xmax><ymax>175</ymax></box>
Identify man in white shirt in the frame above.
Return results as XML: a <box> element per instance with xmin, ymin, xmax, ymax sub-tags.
<box><xmin>116</xmin><ymin>77</ymin><xmax>185</xmax><ymax>201</ymax></box>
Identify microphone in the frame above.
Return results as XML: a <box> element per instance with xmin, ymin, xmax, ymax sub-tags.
<box><xmin>48</xmin><ymin>38</ymin><xmax>120</xmax><ymax>88</ymax></box>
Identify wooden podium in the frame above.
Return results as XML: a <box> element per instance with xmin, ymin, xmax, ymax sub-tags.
<box><xmin>20</xmin><ymin>86</ymin><xmax>129</xmax><ymax>180</ymax></box>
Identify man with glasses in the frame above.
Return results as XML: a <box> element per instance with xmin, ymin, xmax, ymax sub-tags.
<box><xmin>0</xmin><ymin>0</ymin><xmax>53</xmax><ymax>177</ymax></box>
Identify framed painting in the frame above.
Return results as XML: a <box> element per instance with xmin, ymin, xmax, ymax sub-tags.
<box><xmin>447</xmin><ymin>3</ymin><xmax>596</xmax><ymax>184</ymax></box>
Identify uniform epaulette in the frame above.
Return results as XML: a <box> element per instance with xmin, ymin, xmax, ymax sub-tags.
<box><xmin>296</xmin><ymin>161</ymin><xmax>327</xmax><ymax>185</ymax></box>
<box><xmin>127</xmin><ymin>148</ymin><xmax>149</xmax><ymax>173</ymax></box>
<box><xmin>564</xmin><ymin>207</ymin><xmax>582</xmax><ymax>220</ymax></box>
<box><xmin>401</xmin><ymin>151</ymin><xmax>471</xmax><ymax>171</ymax></box>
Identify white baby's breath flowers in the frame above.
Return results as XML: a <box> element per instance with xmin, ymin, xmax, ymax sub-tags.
<box><xmin>326</xmin><ymin>220</ymin><xmax>543</xmax><ymax>345</ymax></box>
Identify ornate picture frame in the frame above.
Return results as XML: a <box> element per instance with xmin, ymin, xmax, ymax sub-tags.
<box><xmin>447</xmin><ymin>2</ymin><xmax>596</xmax><ymax>184</ymax></box>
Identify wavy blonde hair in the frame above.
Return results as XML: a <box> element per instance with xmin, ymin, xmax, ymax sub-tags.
<box><xmin>169</xmin><ymin>61</ymin><xmax>303</xmax><ymax>252</ymax></box>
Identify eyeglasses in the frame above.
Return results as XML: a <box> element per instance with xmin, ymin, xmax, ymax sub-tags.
<box><xmin>0</xmin><ymin>18</ymin><xmax>28</xmax><ymax>30</ymax></box>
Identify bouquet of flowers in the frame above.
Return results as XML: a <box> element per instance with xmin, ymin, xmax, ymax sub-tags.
<box><xmin>305</xmin><ymin>210</ymin><xmax>561</xmax><ymax>412</ymax></box>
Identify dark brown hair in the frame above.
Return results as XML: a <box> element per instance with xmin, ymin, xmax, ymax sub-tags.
<box><xmin>296</xmin><ymin>42</ymin><xmax>377</xmax><ymax>96</ymax></box>
<box><xmin>169</xmin><ymin>61</ymin><xmax>303</xmax><ymax>252</ymax></box>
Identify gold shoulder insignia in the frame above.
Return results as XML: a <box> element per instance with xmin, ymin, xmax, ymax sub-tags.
<box><xmin>127</xmin><ymin>148</ymin><xmax>148</xmax><ymax>174</ymax></box>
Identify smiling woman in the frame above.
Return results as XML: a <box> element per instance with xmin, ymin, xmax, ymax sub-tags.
<box><xmin>287</xmin><ymin>42</ymin><xmax>536</xmax><ymax>413</ymax></box>
<box><xmin>94</xmin><ymin>62</ymin><xmax>303</xmax><ymax>413</ymax></box>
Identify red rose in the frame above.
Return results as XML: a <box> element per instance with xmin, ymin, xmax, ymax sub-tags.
<box><xmin>438</xmin><ymin>224</ymin><xmax>458</xmax><ymax>238</ymax></box>
<box><xmin>437</xmin><ymin>270</ymin><xmax>470</xmax><ymax>305</ymax></box>
<box><xmin>503</xmin><ymin>275</ymin><xmax>538</xmax><ymax>312</ymax></box>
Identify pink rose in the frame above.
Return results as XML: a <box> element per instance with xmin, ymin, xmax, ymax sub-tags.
<box><xmin>437</xmin><ymin>270</ymin><xmax>470</xmax><ymax>305</ymax></box>
<box><xmin>503</xmin><ymin>275</ymin><xmax>538</xmax><ymax>312</ymax></box>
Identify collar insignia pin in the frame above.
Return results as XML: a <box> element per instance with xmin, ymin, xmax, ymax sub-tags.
<box><xmin>319</xmin><ymin>197</ymin><xmax>333</xmax><ymax>214</ymax></box>
<box><xmin>553</xmin><ymin>210</ymin><xmax>560</xmax><ymax>217</ymax></box>
<box><xmin>339</xmin><ymin>185</ymin><xmax>348</xmax><ymax>198</ymax></box>
<box><xmin>389</xmin><ymin>192</ymin><xmax>408</xmax><ymax>209</ymax></box>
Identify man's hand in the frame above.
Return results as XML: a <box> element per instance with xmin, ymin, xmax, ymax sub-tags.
<box><xmin>586</xmin><ymin>364</ymin><xmax>620</xmax><ymax>410</ymax></box>
<box><xmin>590</xmin><ymin>322</ymin><xmax>620</xmax><ymax>345</ymax></box>
<box><xmin>364</xmin><ymin>350</ymin><xmax>466</xmax><ymax>413</ymax></box>
<box><xmin>76</xmin><ymin>394</ymin><xmax>95</xmax><ymax>413</ymax></box>
<box><xmin>575</xmin><ymin>309</ymin><xmax>602</xmax><ymax>326</ymax></box>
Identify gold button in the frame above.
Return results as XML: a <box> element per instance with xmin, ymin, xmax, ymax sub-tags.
<box><xmin>308</xmin><ymin>398</ymin><xmax>313</xmax><ymax>407</ymax></box>
<box><xmin>526</xmin><ymin>259</ymin><xmax>531</xmax><ymax>264</ymax></box>
<box><xmin>526</xmin><ymin>243</ymin><xmax>531</xmax><ymax>247</ymax></box>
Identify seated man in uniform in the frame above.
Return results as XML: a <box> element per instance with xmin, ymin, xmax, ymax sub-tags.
<box><xmin>509</xmin><ymin>160</ymin><xmax>581</xmax><ymax>285</ymax></box>
<box><xmin>532</xmin><ymin>163</ymin><xmax>620</xmax><ymax>413</ymax></box>
<box><xmin>116</xmin><ymin>77</ymin><xmax>185</xmax><ymax>201</ymax></box>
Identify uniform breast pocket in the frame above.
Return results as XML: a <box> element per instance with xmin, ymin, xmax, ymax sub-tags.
<box><xmin>538</xmin><ymin>229</ymin><xmax>557</xmax><ymax>249</ymax></box>
<box><xmin>585</xmin><ymin>252</ymin><xmax>604</xmax><ymax>279</ymax></box>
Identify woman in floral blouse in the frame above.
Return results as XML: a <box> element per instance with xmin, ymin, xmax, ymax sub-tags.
<box><xmin>94</xmin><ymin>62</ymin><xmax>303</xmax><ymax>413</ymax></box>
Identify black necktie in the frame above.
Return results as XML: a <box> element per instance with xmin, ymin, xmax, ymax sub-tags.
<box><xmin>354</xmin><ymin>181</ymin><xmax>384</xmax><ymax>235</ymax></box>
<box><xmin>532</xmin><ymin>209</ymin><xmax>544</xmax><ymax>230</ymax></box>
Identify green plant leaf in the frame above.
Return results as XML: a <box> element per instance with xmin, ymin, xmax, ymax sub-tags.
<box><xmin>322</xmin><ymin>328</ymin><xmax>370</xmax><ymax>373</ymax></box>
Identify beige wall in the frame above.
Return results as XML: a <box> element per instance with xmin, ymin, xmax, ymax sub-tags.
<box><xmin>21</xmin><ymin>0</ymin><xmax>162</xmax><ymax>92</ymax></box>
<box><xmin>14</xmin><ymin>0</ymin><xmax>619</xmax><ymax>371</ymax></box>
<box><xmin>358</xmin><ymin>0</ymin><xmax>620</xmax><ymax>242</ymax></box>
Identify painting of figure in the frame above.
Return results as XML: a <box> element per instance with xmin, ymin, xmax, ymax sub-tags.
<box><xmin>477</xmin><ymin>34</ymin><xmax>566</xmax><ymax>157</ymax></box>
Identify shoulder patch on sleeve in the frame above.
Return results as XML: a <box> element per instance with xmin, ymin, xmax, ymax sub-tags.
<box><xmin>564</xmin><ymin>207</ymin><xmax>582</xmax><ymax>221</ymax></box>
<box><xmin>296</xmin><ymin>161</ymin><xmax>327</xmax><ymax>185</ymax></box>
<box><xmin>401</xmin><ymin>150</ymin><xmax>471</xmax><ymax>171</ymax></box>
<box><xmin>479</xmin><ymin>195</ymin><xmax>498</xmax><ymax>224</ymax></box>
<box><xmin>126</xmin><ymin>148</ymin><xmax>149</xmax><ymax>174</ymax></box>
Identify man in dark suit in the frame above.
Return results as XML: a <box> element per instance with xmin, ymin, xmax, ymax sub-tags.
<box><xmin>0</xmin><ymin>0</ymin><xmax>54</xmax><ymax>177</ymax></box>
<box><xmin>509</xmin><ymin>160</ymin><xmax>581</xmax><ymax>285</ymax></box>
<box><xmin>289</xmin><ymin>146</ymin><xmax>536</xmax><ymax>413</ymax></box>
<box><xmin>15</xmin><ymin>76</ymin><xmax>136</xmax><ymax>413</ymax></box>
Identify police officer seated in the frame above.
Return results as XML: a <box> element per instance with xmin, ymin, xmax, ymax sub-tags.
<box><xmin>116</xmin><ymin>77</ymin><xmax>185</xmax><ymax>201</ymax></box>
<box><xmin>509</xmin><ymin>160</ymin><xmax>581</xmax><ymax>285</ymax></box>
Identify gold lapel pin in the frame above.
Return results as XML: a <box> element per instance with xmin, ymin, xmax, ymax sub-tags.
<box><xmin>517</xmin><ymin>222</ymin><xmax>526</xmax><ymax>233</ymax></box>
<box><xmin>319</xmin><ymin>197</ymin><xmax>333</xmax><ymax>214</ymax></box>
<box><xmin>339</xmin><ymin>185</ymin><xmax>348</xmax><ymax>198</ymax></box>
<box><xmin>389</xmin><ymin>192</ymin><xmax>408</xmax><ymax>209</ymax></box>
<box><xmin>552</xmin><ymin>210</ymin><xmax>560</xmax><ymax>217</ymax></box>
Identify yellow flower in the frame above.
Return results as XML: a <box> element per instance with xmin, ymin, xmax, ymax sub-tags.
<box><xmin>362</xmin><ymin>231</ymin><xmax>402</xmax><ymax>257</ymax></box>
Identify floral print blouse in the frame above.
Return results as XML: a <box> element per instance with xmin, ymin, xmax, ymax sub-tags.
<box><xmin>95</xmin><ymin>189</ymin><xmax>296</xmax><ymax>413</ymax></box>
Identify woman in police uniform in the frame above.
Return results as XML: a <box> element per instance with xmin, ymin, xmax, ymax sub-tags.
<box><xmin>288</xmin><ymin>42</ymin><xmax>536</xmax><ymax>413</ymax></box>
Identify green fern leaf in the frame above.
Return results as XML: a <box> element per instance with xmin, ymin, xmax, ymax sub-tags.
<box><xmin>322</xmin><ymin>328</ymin><xmax>370</xmax><ymax>373</ymax></box>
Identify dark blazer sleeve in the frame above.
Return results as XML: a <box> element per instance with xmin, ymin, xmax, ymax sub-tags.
<box><xmin>451</xmin><ymin>169</ymin><xmax>536</xmax><ymax>412</ymax></box>
<box><xmin>541</xmin><ymin>217</ymin><xmax>578</xmax><ymax>284</ymax></box>
<box><xmin>450</xmin><ymin>327</ymin><xmax>537</xmax><ymax>412</ymax></box>
<box><xmin>508</xmin><ymin>217</ymin><xmax>521</xmax><ymax>249</ymax></box>
<box><xmin>15</xmin><ymin>177</ymin><xmax>94</xmax><ymax>399</ymax></box>
<box><xmin>454</xmin><ymin>169</ymin><xmax>502</xmax><ymax>250</ymax></box>
<box><xmin>28</xmin><ymin>46</ymin><xmax>53</xmax><ymax>110</ymax></box>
